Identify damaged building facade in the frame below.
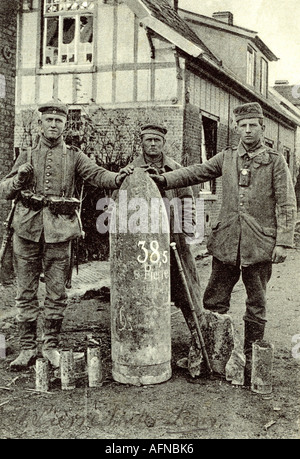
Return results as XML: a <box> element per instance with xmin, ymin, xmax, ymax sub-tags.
<box><xmin>11</xmin><ymin>0</ymin><xmax>300</xmax><ymax>235</ymax></box>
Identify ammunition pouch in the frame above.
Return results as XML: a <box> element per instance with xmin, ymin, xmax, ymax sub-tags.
<box><xmin>20</xmin><ymin>191</ymin><xmax>80</xmax><ymax>216</ymax></box>
<box><xmin>47</xmin><ymin>197</ymin><xmax>80</xmax><ymax>216</ymax></box>
<box><xmin>20</xmin><ymin>191</ymin><xmax>44</xmax><ymax>211</ymax></box>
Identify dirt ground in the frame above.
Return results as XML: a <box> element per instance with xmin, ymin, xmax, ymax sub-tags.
<box><xmin>0</xmin><ymin>248</ymin><xmax>299</xmax><ymax>441</ymax></box>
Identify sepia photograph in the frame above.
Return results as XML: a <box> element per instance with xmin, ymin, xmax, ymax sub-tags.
<box><xmin>0</xmin><ymin>0</ymin><xmax>299</xmax><ymax>444</ymax></box>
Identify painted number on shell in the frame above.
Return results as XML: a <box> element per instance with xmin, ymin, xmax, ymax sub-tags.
<box><xmin>137</xmin><ymin>241</ymin><xmax>168</xmax><ymax>265</ymax></box>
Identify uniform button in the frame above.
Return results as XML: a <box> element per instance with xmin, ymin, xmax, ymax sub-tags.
<box><xmin>45</xmin><ymin>187</ymin><xmax>49</xmax><ymax>191</ymax></box>
<box><xmin>46</xmin><ymin>165</ymin><xmax>51</xmax><ymax>169</ymax></box>
<box><xmin>240</xmin><ymin>203</ymin><xmax>243</xmax><ymax>206</ymax></box>
<box><xmin>45</xmin><ymin>180</ymin><xmax>50</xmax><ymax>184</ymax></box>
<box><xmin>240</xmin><ymin>194</ymin><xmax>244</xmax><ymax>198</ymax></box>
<box><xmin>46</xmin><ymin>172</ymin><xmax>51</xmax><ymax>176</ymax></box>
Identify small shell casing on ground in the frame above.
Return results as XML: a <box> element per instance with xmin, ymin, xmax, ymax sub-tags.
<box><xmin>87</xmin><ymin>346</ymin><xmax>103</xmax><ymax>388</ymax></box>
<box><xmin>60</xmin><ymin>349</ymin><xmax>76</xmax><ymax>390</ymax></box>
<box><xmin>35</xmin><ymin>358</ymin><xmax>49</xmax><ymax>392</ymax></box>
<box><xmin>251</xmin><ymin>340</ymin><xmax>274</xmax><ymax>394</ymax></box>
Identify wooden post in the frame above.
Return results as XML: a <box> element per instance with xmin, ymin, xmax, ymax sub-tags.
<box><xmin>60</xmin><ymin>349</ymin><xmax>76</xmax><ymax>390</ymax></box>
<box><xmin>35</xmin><ymin>358</ymin><xmax>49</xmax><ymax>392</ymax></box>
<box><xmin>251</xmin><ymin>340</ymin><xmax>274</xmax><ymax>394</ymax></box>
<box><xmin>87</xmin><ymin>346</ymin><xmax>103</xmax><ymax>388</ymax></box>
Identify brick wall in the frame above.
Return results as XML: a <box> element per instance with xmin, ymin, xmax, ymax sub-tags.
<box><xmin>0</xmin><ymin>4</ymin><xmax>17</xmax><ymax>237</ymax></box>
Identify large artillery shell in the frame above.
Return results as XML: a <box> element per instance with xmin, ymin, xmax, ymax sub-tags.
<box><xmin>60</xmin><ymin>349</ymin><xmax>76</xmax><ymax>390</ymax></box>
<box><xmin>87</xmin><ymin>346</ymin><xmax>103</xmax><ymax>388</ymax></box>
<box><xmin>110</xmin><ymin>169</ymin><xmax>171</xmax><ymax>385</ymax></box>
<box><xmin>251</xmin><ymin>340</ymin><xmax>274</xmax><ymax>394</ymax></box>
<box><xmin>35</xmin><ymin>358</ymin><xmax>49</xmax><ymax>392</ymax></box>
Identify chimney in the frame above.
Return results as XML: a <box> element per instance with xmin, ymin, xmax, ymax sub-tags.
<box><xmin>275</xmin><ymin>80</ymin><xmax>290</xmax><ymax>85</ymax></box>
<box><xmin>212</xmin><ymin>11</ymin><xmax>234</xmax><ymax>25</ymax></box>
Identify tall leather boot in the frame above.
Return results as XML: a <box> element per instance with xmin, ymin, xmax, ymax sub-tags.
<box><xmin>244</xmin><ymin>320</ymin><xmax>265</xmax><ymax>387</ymax></box>
<box><xmin>10</xmin><ymin>321</ymin><xmax>38</xmax><ymax>371</ymax></box>
<box><xmin>42</xmin><ymin>318</ymin><xmax>63</xmax><ymax>369</ymax></box>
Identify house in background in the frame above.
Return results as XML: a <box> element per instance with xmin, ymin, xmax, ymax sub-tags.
<box><xmin>13</xmin><ymin>0</ymin><xmax>300</xmax><ymax>235</ymax></box>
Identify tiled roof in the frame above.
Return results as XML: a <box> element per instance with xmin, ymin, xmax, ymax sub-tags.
<box><xmin>140</xmin><ymin>0</ymin><xmax>218</xmax><ymax>61</ymax></box>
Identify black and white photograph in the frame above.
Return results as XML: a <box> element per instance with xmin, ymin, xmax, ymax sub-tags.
<box><xmin>0</xmin><ymin>0</ymin><xmax>299</xmax><ymax>444</ymax></box>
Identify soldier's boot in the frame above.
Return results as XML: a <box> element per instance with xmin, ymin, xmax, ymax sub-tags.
<box><xmin>42</xmin><ymin>318</ymin><xmax>63</xmax><ymax>369</ymax></box>
<box><xmin>10</xmin><ymin>321</ymin><xmax>38</xmax><ymax>371</ymax></box>
<box><xmin>244</xmin><ymin>320</ymin><xmax>265</xmax><ymax>387</ymax></box>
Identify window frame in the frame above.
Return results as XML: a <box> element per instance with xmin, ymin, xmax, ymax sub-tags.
<box><xmin>42</xmin><ymin>0</ymin><xmax>95</xmax><ymax>68</ymax></box>
<box><xmin>260</xmin><ymin>57</ymin><xmax>268</xmax><ymax>97</ymax></box>
<box><xmin>247</xmin><ymin>45</ymin><xmax>257</xmax><ymax>87</ymax></box>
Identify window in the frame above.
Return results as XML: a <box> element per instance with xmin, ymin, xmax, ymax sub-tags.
<box><xmin>260</xmin><ymin>58</ymin><xmax>268</xmax><ymax>97</ymax></box>
<box><xmin>283</xmin><ymin>147</ymin><xmax>291</xmax><ymax>167</ymax></box>
<box><xmin>264</xmin><ymin>138</ymin><xmax>274</xmax><ymax>148</ymax></box>
<box><xmin>200</xmin><ymin>116</ymin><xmax>218</xmax><ymax>194</ymax></box>
<box><xmin>43</xmin><ymin>0</ymin><xmax>95</xmax><ymax>66</ymax></box>
<box><xmin>247</xmin><ymin>46</ymin><xmax>256</xmax><ymax>87</ymax></box>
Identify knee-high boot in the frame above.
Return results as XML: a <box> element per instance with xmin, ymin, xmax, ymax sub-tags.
<box><xmin>42</xmin><ymin>318</ymin><xmax>63</xmax><ymax>369</ymax></box>
<box><xmin>10</xmin><ymin>321</ymin><xmax>38</xmax><ymax>371</ymax></box>
<box><xmin>244</xmin><ymin>320</ymin><xmax>265</xmax><ymax>386</ymax></box>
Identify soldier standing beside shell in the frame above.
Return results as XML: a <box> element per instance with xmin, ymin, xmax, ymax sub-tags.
<box><xmin>0</xmin><ymin>100</ymin><xmax>133</xmax><ymax>371</ymax></box>
<box><xmin>150</xmin><ymin>103</ymin><xmax>297</xmax><ymax>386</ymax></box>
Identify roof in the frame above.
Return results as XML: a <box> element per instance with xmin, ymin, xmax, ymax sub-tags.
<box><xmin>178</xmin><ymin>8</ymin><xmax>278</xmax><ymax>62</ymax></box>
<box><xmin>125</xmin><ymin>0</ymin><xmax>220</xmax><ymax>62</ymax></box>
<box><xmin>125</xmin><ymin>1</ymin><xmax>298</xmax><ymax>127</ymax></box>
<box><xmin>273</xmin><ymin>85</ymin><xmax>300</xmax><ymax>107</ymax></box>
<box><xmin>140</xmin><ymin>0</ymin><xmax>214</xmax><ymax>55</ymax></box>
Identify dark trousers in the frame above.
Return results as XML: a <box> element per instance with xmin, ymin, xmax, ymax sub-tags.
<box><xmin>13</xmin><ymin>233</ymin><xmax>70</xmax><ymax>323</ymax></box>
<box><xmin>203</xmin><ymin>257</ymin><xmax>272</xmax><ymax>325</ymax></box>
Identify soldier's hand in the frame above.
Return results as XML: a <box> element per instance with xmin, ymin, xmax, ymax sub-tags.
<box><xmin>115</xmin><ymin>165</ymin><xmax>134</xmax><ymax>187</ymax></box>
<box><xmin>17</xmin><ymin>163</ymin><xmax>33</xmax><ymax>183</ymax></box>
<box><xmin>149</xmin><ymin>174</ymin><xmax>167</xmax><ymax>189</ymax></box>
<box><xmin>140</xmin><ymin>165</ymin><xmax>159</xmax><ymax>175</ymax></box>
<box><xmin>272</xmin><ymin>246</ymin><xmax>287</xmax><ymax>264</ymax></box>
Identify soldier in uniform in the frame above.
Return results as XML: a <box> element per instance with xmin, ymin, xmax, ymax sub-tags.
<box><xmin>0</xmin><ymin>101</ymin><xmax>133</xmax><ymax>370</ymax></box>
<box><xmin>150</xmin><ymin>103</ymin><xmax>297</xmax><ymax>385</ymax></box>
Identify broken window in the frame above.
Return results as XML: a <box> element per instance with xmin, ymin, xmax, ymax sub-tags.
<box><xmin>43</xmin><ymin>0</ymin><xmax>95</xmax><ymax>66</ymax></box>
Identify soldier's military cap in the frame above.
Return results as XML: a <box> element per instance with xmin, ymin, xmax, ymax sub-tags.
<box><xmin>38</xmin><ymin>100</ymin><xmax>69</xmax><ymax>117</ymax></box>
<box><xmin>140</xmin><ymin>124</ymin><xmax>168</xmax><ymax>138</ymax></box>
<box><xmin>233</xmin><ymin>102</ymin><xmax>264</xmax><ymax>122</ymax></box>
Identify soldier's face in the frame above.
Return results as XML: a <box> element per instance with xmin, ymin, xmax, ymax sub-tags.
<box><xmin>142</xmin><ymin>134</ymin><xmax>165</xmax><ymax>157</ymax></box>
<box><xmin>236</xmin><ymin>118</ymin><xmax>265</xmax><ymax>145</ymax></box>
<box><xmin>39</xmin><ymin>114</ymin><xmax>67</xmax><ymax>140</ymax></box>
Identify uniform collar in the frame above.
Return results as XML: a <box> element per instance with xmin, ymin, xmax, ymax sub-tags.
<box><xmin>40</xmin><ymin>134</ymin><xmax>64</xmax><ymax>149</ymax></box>
<box><xmin>133</xmin><ymin>153</ymin><xmax>174</xmax><ymax>172</ymax></box>
<box><xmin>237</xmin><ymin>140</ymin><xmax>266</xmax><ymax>158</ymax></box>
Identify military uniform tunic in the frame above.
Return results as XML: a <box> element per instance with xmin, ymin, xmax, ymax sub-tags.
<box><xmin>162</xmin><ymin>141</ymin><xmax>297</xmax><ymax>324</ymax></box>
<box><xmin>0</xmin><ymin>136</ymin><xmax>120</xmax><ymax>322</ymax></box>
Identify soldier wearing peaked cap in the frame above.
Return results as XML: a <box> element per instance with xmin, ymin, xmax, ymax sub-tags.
<box><xmin>0</xmin><ymin>100</ymin><xmax>133</xmax><ymax>371</ymax></box>
<box><xmin>149</xmin><ymin>103</ymin><xmax>297</xmax><ymax>386</ymax></box>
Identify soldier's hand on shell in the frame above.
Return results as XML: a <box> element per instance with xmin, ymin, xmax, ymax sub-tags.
<box><xmin>115</xmin><ymin>164</ymin><xmax>134</xmax><ymax>187</ymax></box>
<box><xmin>17</xmin><ymin>163</ymin><xmax>33</xmax><ymax>183</ymax></box>
<box><xmin>140</xmin><ymin>165</ymin><xmax>159</xmax><ymax>175</ymax></box>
